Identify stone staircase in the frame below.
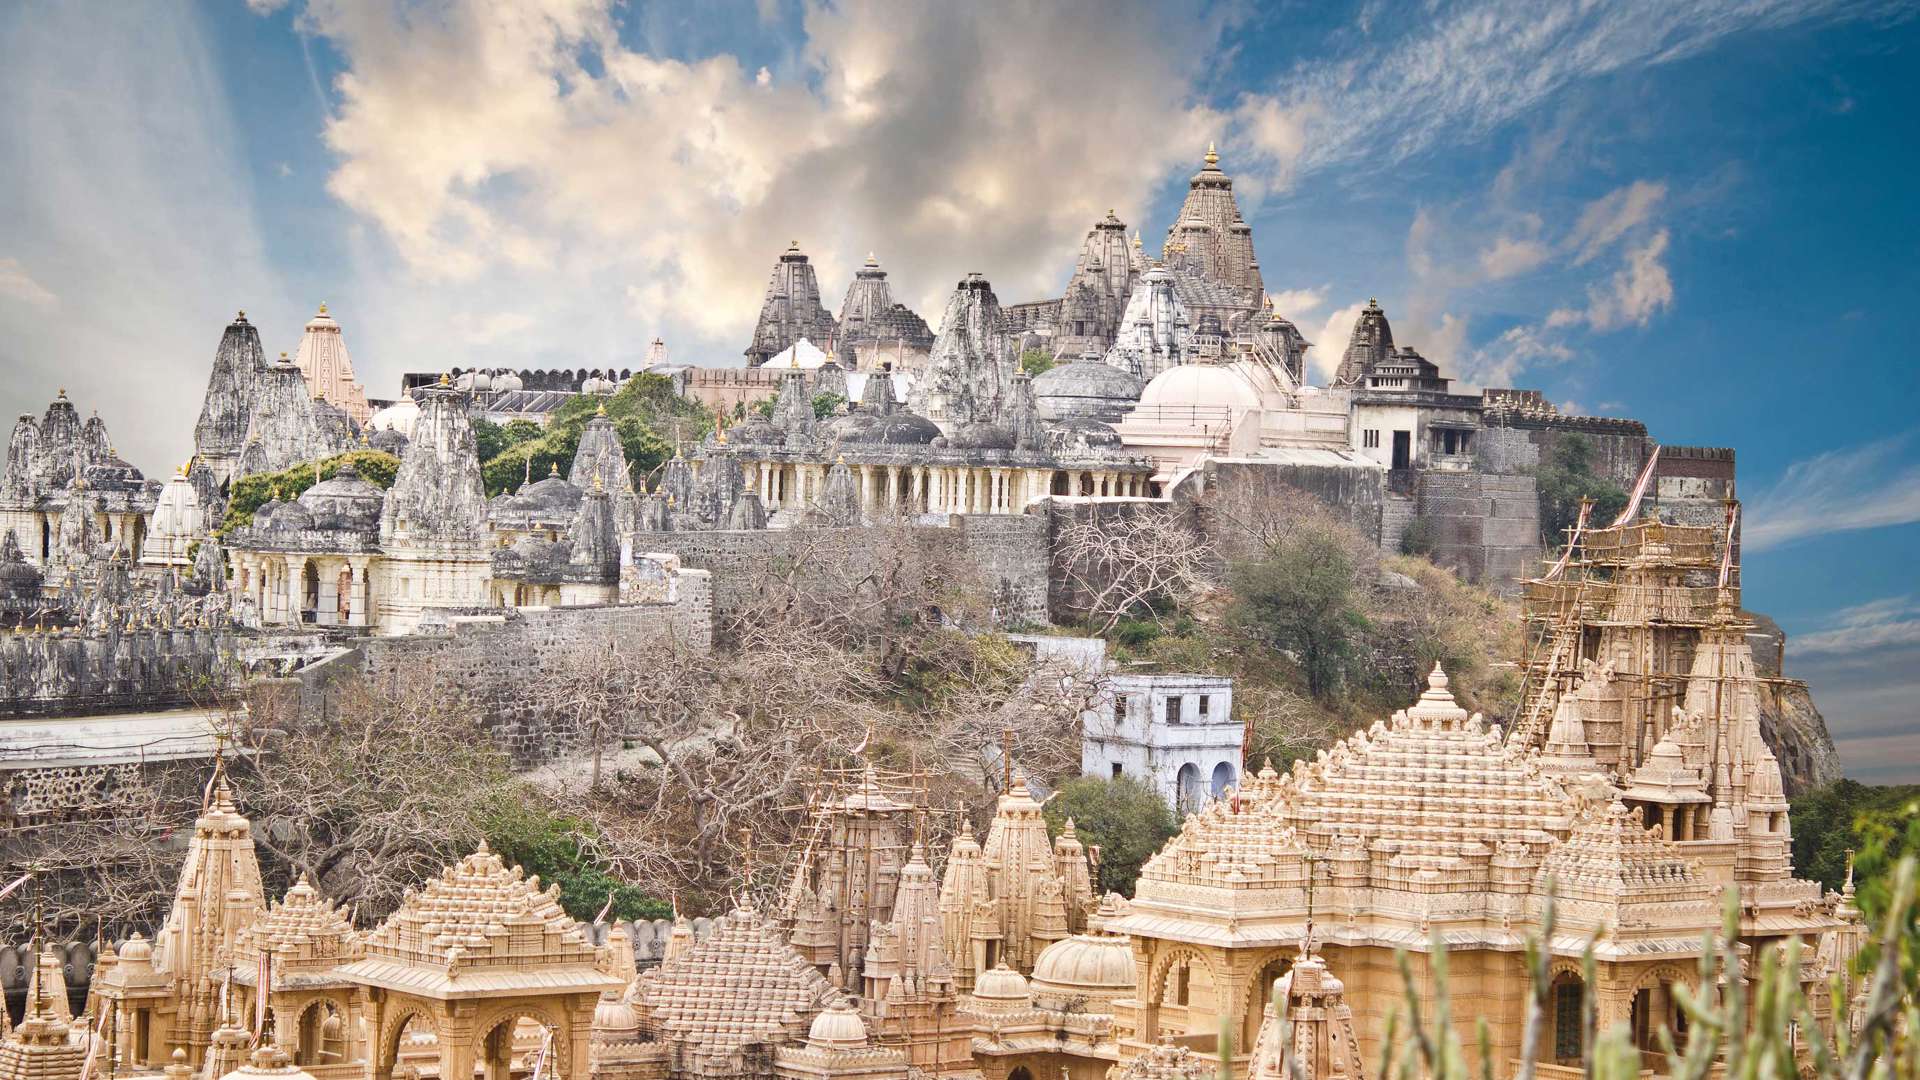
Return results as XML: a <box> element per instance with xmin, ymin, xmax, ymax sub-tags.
<box><xmin>1379</xmin><ymin>492</ymin><xmax>1417</xmax><ymax>553</ymax></box>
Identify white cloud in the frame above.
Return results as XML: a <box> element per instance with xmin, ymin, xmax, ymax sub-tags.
<box><xmin>1745</xmin><ymin>433</ymin><xmax>1920</xmax><ymax>552</ymax></box>
<box><xmin>1553</xmin><ymin>228</ymin><xmax>1674</xmax><ymax>331</ymax></box>
<box><xmin>246</xmin><ymin>0</ymin><xmax>290</xmax><ymax>13</ymax></box>
<box><xmin>1228</xmin><ymin>0</ymin><xmax>1885</xmax><ymax>189</ymax></box>
<box><xmin>1454</xmin><ymin>321</ymin><xmax>1573</xmax><ymax>389</ymax></box>
<box><xmin>1792</xmin><ymin>595</ymin><xmax>1920</xmax><ymax>656</ymax></box>
<box><xmin>300</xmin><ymin>0</ymin><xmax>1233</xmax><ymax>378</ymax></box>
<box><xmin>1266</xmin><ymin>285</ymin><xmax>1328</xmax><ymax>322</ymax></box>
<box><xmin>0</xmin><ymin>257</ymin><xmax>58</xmax><ymax>310</ymax></box>
<box><xmin>1567</xmin><ymin>180</ymin><xmax>1666</xmax><ymax>265</ymax></box>
<box><xmin>1477</xmin><ymin>234</ymin><xmax>1550</xmax><ymax>280</ymax></box>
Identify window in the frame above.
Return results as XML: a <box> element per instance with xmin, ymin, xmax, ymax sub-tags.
<box><xmin>1197</xmin><ymin>695</ymin><xmax>1211</xmax><ymax>719</ymax></box>
<box><xmin>1363</xmin><ymin>429</ymin><xmax>1380</xmax><ymax>449</ymax></box>
<box><xmin>1554</xmin><ymin>979</ymin><xmax>1585</xmax><ymax>1062</ymax></box>
<box><xmin>1113</xmin><ymin>695</ymin><xmax>1127</xmax><ymax>726</ymax></box>
<box><xmin>1112</xmin><ymin>762</ymin><xmax>1124</xmax><ymax>778</ymax></box>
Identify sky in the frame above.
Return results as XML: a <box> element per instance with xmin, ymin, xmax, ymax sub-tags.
<box><xmin>0</xmin><ymin>0</ymin><xmax>1915</xmax><ymax>782</ymax></box>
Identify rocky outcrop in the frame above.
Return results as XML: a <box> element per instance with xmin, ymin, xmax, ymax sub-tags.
<box><xmin>1746</xmin><ymin>609</ymin><xmax>1844</xmax><ymax>794</ymax></box>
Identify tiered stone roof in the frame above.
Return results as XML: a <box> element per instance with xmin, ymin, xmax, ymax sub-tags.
<box><xmin>337</xmin><ymin>842</ymin><xmax>617</xmax><ymax>999</ymax></box>
<box><xmin>635</xmin><ymin>905</ymin><xmax>834</xmax><ymax>1065</ymax></box>
<box><xmin>1535</xmin><ymin>802</ymin><xmax>1709</xmax><ymax>905</ymax></box>
<box><xmin>0</xmin><ymin>986</ymin><xmax>85</xmax><ymax>1080</ymax></box>
<box><xmin>231</xmin><ymin>874</ymin><xmax>363</xmax><ymax>982</ymax></box>
<box><xmin>1112</xmin><ymin>1042</ymin><xmax>1214</xmax><ymax>1080</ymax></box>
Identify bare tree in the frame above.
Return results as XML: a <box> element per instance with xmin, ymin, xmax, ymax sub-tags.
<box><xmin>234</xmin><ymin>672</ymin><xmax>514</xmax><ymax>917</ymax></box>
<box><xmin>1053</xmin><ymin>503</ymin><xmax>1218</xmax><ymax>634</ymax></box>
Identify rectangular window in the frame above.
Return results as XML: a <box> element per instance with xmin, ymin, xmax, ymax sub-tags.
<box><xmin>1113</xmin><ymin>696</ymin><xmax>1126</xmax><ymax>726</ymax></box>
<box><xmin>1554</xmin><ymin>982</ymin><xmax>1584</xmax><ymax>1062</ymax></box>
<box><xmin>1197</xmin><ymin>695</ymin><xmax>1210</xmax><ymax>719</ymax></box>
<box><xmin>1363</xmin><ymin>429</ymin><xmax>1380</xmax><ymax>449</ymax></box>
<box><xmin>1111</xmin><ymin>762</ymin><xmax>1124</xmax><ymax>778</ymax></box>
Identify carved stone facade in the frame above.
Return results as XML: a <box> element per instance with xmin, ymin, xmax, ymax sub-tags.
<box><xmin>745</xmin><ymin>243</ymin><xmax>840</xmax><ymax>368</ymax></box>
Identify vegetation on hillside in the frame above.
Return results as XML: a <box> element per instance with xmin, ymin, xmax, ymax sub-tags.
<box><xmin>1041</xmin><ymin>775</ymin><xmax>1178</xmax><ymax>896</ymax></box>
<box><xmin>473</xmin><ymin>374</ymin><xmax>712</xmax><ymax>496</ymax></box>
<box><xmin>1792</xmin><ymin>780</ymin><xmax>1920</xmax><ymax>895</ymax></box>
<box><xmin>214</xmin><ymin>449</ymin><xmax>400</xmax><ymax>537</ymax></box>
<box><xmin>1535</xmin><ymin>432</ymin><xmax>1628</xmax><ymax>546</ymax></box>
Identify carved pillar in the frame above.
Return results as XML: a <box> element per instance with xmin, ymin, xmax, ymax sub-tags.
<box><xmin>347</xmin><ymin>558</ymin><xmax>371</xmax><ymax>628</ymax></box>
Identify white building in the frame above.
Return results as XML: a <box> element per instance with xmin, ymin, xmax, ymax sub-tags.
<box><xmin>1081</xmin><ymin>672</ymin><xmax>1242</xmax><ymax>814</ymax></box>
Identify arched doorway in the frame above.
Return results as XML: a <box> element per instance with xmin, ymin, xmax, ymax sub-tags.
<box><xmin>380</xmin><ymin>1009</ymin><xmax>440</xmax><ymax>1080</ymax></box>
<box><xmin>1177</xmin><ymin>763</ymin><xmax>1202</xmax><ymax>813</ymax></box>
<box><xmin>474</xmin><ymin>1011</ymin><xmax>561</xmax><ymax>1080</ymax></box>
<box><xmin>295</xmin><ymin>1000</ymin><xmax>348</xmax><ymax>1066</ymax></box>
<box><xmin>301</xmin><ymin>560</ymin><xmax>320</xmax><ymax>620</ymax></box>
<box><xmin>1210</xmin><ymin>761</ymin><xmax>1236</xmax><ymax>797</ymax></box>
<box><xmin>1245</xmin><ymin>953</ymin><xmax>1293</xmax><ymax>1049</ymax></box>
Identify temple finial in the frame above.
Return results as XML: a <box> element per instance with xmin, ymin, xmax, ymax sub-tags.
<box><xmin>1204</xmin><ymin>141</ymin><xmax>1218</xmax><ymax>167</ymax></box>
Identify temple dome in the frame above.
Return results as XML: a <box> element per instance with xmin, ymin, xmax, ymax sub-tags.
<box><xmin>1032</xmin><ymin>358</ymin><xmax>1144</xmax><ymax>420</ymax></box>
<box><xmin>219</xmin><ymin>1045</ymin><xmax>317</xmax><ymax>1080</ymax></box>
<box><xmin>828</xmin><ymin>408</ymin><xmax>941</xmax><ymax>446</ymax></box>
<box><xmin>969</xmin><ymin>963</ymin><xmax>1032</xmax><ymax>1007</ymax></box>
<box><xmin>368</xmin><ymin>398</ymin><xmax>419</xmax><ymax>439</ymax></box>
<box><xmin>1047</xmin><ymin>417</ymin><xmax>1125</xmax><ymax>454</ymax></box>
<box><xmin>944</xmin><ymin>421</ymin><xmax>1016</xmax><ymax>451</ymax></box>
<box><xmin>1138</xmin><ymin>360</ymin><xmax>1279</xmax><ymax>413</ymax></box>
<box><xmin>367</xmin><ymin>427</ymin><xmax>409</xmax><ymax>456</ymax></box>
<box><xmin>297</xmin><ymin>463</ymin><xmax>385</xmax><ymax>531</ymax></box>
<box><xmin>1029</xmin><ymin>930</ymin><xmax>1134</xmax><ymax>1008</ymax></box>
<box><xmin>805</xmin><ymin>1001</ymin><xmax>868</xmax><ymax>1048</ymax></box>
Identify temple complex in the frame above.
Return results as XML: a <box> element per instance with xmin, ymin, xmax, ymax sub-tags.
<box><xmin>1</xmin><ymin>389</ymin><xmax>158</xmax><ymax>583</ymax></box>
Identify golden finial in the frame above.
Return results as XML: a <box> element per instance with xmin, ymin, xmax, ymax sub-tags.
<box><xmin>596</xmin><ymin>401</ymin><xmax>607</xmax><ymax>417</ymax></box>
<box><xmin>1132</xmin><ymin>231</ymin><xmax>1142</xmax><ymax>249</ymax></box>
<box><xmin>593</xmin><ymin>471</ymin><xmax>604</xmax><ymax>493</ymax></box>
<box><xmin>1204</xmin><ymin>141</ymin><xmax>1218</xmax><ymax>167</ymax></box>
<box><xmin>56</xmin><ymin>387</ymin><xmax>66</xmax><ymax>399</ymax></box>
<box><xmin>438</xmin><ymin>371</ymin><xmax>451</xmax><ymax>387</ymax></box>
<box><xmin>549</xmin><ymin>461</ymin><xmax>559</xmax><ymax>476</ymax></box>
<box><xmin>237</xmin><ymin>310</ymin><xmax>246</xmax><ymax>320</ymax></box>
<box><xmin>318</xmin><ymin>301</ymin><xmax>328</xmax><ymax>315</ymax></box>
<box><xmin>835</xmin><ymin>454</ymin><xmax>846</xmax><ymax>465</ymax></box>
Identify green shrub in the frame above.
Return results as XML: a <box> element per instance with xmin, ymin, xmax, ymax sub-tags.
<box><xmin>481</xmin><ymin>793</ymin><xmax>671</xmax><ymax>923</ymax></box>
<box><xmin>216</xmin><ymin>449</ymin><xmax>400</xmax><ymax>537</ymax></box>
<box><xmin>1042</xmin><ymin>775</ymin><xmax>1178</xmax><ymax>896</ymax></box>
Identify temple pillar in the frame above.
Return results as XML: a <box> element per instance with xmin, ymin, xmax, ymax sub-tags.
<box><xmin>347</xmin><ymin>557</ymin><xmax>371</xmax><ymax>628</ymax></box>
<box><xmin>1660</xmin><ymin>805</ymin><xmax>1675</xmax><ymax>840</ymax></box>
<box><xmin>885</xmin><ymin>465</ymin><xmax>899</xmax><ymax>508</ymax></box>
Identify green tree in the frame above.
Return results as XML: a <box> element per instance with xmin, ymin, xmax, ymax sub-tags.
<box><xmin>1791</xmin><ymin>779</ymin><xmax>1920</xmax><ymax>894</ymax></box>
<box><xmin>1226</xmin><ymin>525</ymin><xmax>1367</xmax><ymax>699</ymax></box>
<box><xmin>216</xmin><ymin>449</ymin><xmax>401</xmax><ymax>537</ymax></box>
<box><xmin>1019</xmin><ymin>348</ymin><xmax>1056</xmax><ymax>378</ymax></box>
<box><xmin>473</xmin><ymin>417</ymin><xmax>544</xmax><ymax>463</ymax></box>
<box><xmin>811</xmin><ymin>392</ymin><xmax>846</xmax><ymax>418</ymax></box>
<box><xmin>1042</xmin><ymin>775</ymin><xmax>1178</xmax><ymax>896</ymax></box>
<box><xmin>482</xmin><ymin>791</ymin><xmax>673</xmax><ymax>923</ymax></box>
<box><xmin>477</xmin><ymin>374</ymin><xmax>711</xmax><ymax>495</ymax></box>
<box><xmin>1535</xmin><ymin>433</ymin><xmax>1628</xmax><ymax>546</ymax></box>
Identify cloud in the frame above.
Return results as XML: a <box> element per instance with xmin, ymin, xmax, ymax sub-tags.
<box><xmin>1266</xmin><ymin>285</ymin><xmax>1328</xmax><ymax>322</ymax></box>
<box><xmin>1745</xmin><ymin>433</ymin><xmax>1920</xmax><ymax>551</ymax></box>
<box><xmin>1228</xmin><ymin>0</ymin><xmax>1891</xmax><ymax>189</ymax></box>
<box><xmin>299</xmin><ymin>0</ymin><xmax>1234</xmax><ymax>380</ymax></box>
<box><xmin>1477</xmin><ymin>234</ymin><xmax>1550</xmax><ymax>280</ymax></box>
<box><xmin>246</xmin><ymin>0</ymin><xmax>290</xmax><ymax>13</ymax></box>
<box><xmin>0</xmin><ymin>3</ymin><xmax>285</xmax><ymax>472</ymax></box>
<box><xmin>1567</xmin><ymin>180</ymin><xmax>1666</xmax><ymax>264</ymax></box>
<box><xmin>1792</xmin><ymin>596</ymin><xmax>1920</xmax><ymax>656</ymax></box>
<box><xmin>0</xmin><ymin>257</ymin><xmax>58</xmax><ymax>310</ymax></box>
<box><xmin>1548</xmin><ymin>228</ymin><xmax>1675</xmax><ymax>331</ymax></box>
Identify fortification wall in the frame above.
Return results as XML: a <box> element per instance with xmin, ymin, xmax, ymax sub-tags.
<box><xmin>1182</xmin><ymin>457</ymin><xmax>1386</xmax><ymax>552</ymax></box>
<box><xmin>1415</xmin><ymin>472</ymin><xmax>1541</xmax><ymax>593</ymax></box>
<box><xmin>646</xmin><ymin>516</ymin><xmax>1050</xmax><ymax>628</ymax></box>
<box><xmin>0</xmin><ymin>628</ymin><xmax>239</xmax><ymax>717</ymax></box>
<box><xmin>1479</xmin><ymin>419</ymin><xmax>1652</xmax><ymax>488</ymax></box>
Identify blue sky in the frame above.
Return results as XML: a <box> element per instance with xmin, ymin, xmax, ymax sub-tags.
<box><xmin>0</xmin><ymin>0</ymin><xmax>1915</xmax><ymax>780</ymax></box>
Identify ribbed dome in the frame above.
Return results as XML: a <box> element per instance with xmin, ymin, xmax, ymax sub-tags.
<box><xmin>594</xmin><ymin>990</ymin><xmax>640</xmax><ymax>1034</ymax></box>
<box><xmin>367</xmin><ymin>427</ymin><xmax>409</xmax><ymax>455</ymax></box>
<box><xmin>118</xmin><ymin>933</ymin><xmax>153</xmax><ymax>962</ymax></box>
<box><xmin>1047</xmin><ymin>417</ymin><xmax>1124</xmax><ymax>453</ymax></box>
<box><xmin>1030</xmin><ymin>930</ymin><xmax>1135</xmax><ymax>1006</ymax></box>
<box><xmin>969</xmin><ymin>963</ymin><xmax>1032</xmax><ymax>1006</ymax></box>
<box><xmin>1033</xmin><ymin>358</ymin><xmax>1143</xmax><ymax>405</ymax></box>
<box><xmin>220</xmin><ymin>1045</ymin><xmax>316</xmax><ymax>1080</ymax></box>
<box><xmin>257</xmin><ymin>500</ymin><xmax>313</xmax><ymax>532</ymax></box>
<box><xmin>805</xmin><ymin>1001</ymin><xmax>868</xmax><ymax>1048</ymax></box>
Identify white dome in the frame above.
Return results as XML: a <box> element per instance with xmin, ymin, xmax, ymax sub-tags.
<box><xmin>1138</xmin><ymin>361</ymin><xmax>1283</xmax><ymax>413</ymax></box>
<box><xmin>1030</xmin><ymin>931</ymin><xmax>1135</xmax><ymax>1008</ymax></box>
<box><xmin>970</xmin><ymin>963</ymin><xmax>1032</xmax><ymax>1007</ymax></box>
<box><xmin>369</xmin><ymin>398</ymin><xmax>420</xmax><ymax>439</ymax></box>
<box><xmin>805</xmin><ymin>1002</ymin><xmax>868</xmax><ymax>1048</ymax></box>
